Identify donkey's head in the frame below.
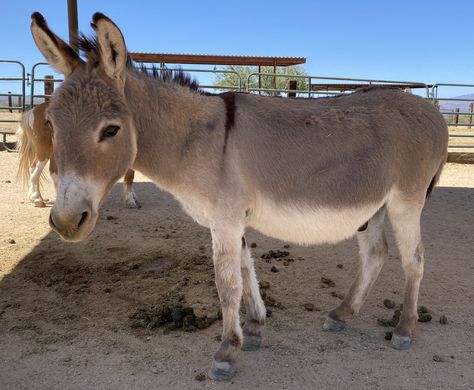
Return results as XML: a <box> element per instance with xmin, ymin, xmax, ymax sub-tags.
<box><xmin>31</xmin><ymin>12</ymin><xmax>136</xmax><ymax>242</ymax></box>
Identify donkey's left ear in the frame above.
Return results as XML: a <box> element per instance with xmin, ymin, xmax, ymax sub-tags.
<box><xmin>91</xmin><ymin>13</ymin><xmax>127</xmax><ymax>81</ymax></box>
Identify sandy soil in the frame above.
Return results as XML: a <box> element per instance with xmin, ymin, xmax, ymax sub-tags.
<box><xmin>0</xmin><ymin>150</ymin><xmax>473</xmax><ymax>390</ymax></box>
<box><xmin>0</xmin><ymin>111</ymin><xmax>22</xmax><ymax>132</ymax></box>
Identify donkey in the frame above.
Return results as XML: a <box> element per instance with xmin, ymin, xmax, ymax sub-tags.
<box><xmin>30</xmin><ymin>12</ymin><xmax>448</xmax><ymax>381</ymax></box>
<box><xmin>16</xmin><ymin>101</ymin><xmax>139</xmax><ymax>208</ymax></box>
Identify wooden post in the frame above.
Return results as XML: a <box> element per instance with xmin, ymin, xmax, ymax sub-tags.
<box><xmin>288</xmin><ymin>80</ymin><xmax>297</xmax><ymax>98</ymax></box>
<box><xmin>258</xmin><ymin>65</ymin><xmax>261</xmax><ymax>95</ymax></box>
<box><xmin>68</xmin><ymin>0</ymin><xmax>79</xmax><ymax>53</ymax></box>
<box><xmin>7</xmin><ymin>92</ymin><xmax>12</xmax><ymax>113</ymax></box>
<box><xmin>468</xmin><ymin>102</ymin><xmax>473</xmax><ymax>129</ymax></box>
<box><xmin>454</xmin><ymin>107</ymin><xmax>460</xmax><ymax>125</ymax></box>
<box><xmin>44</xmin><ymin>75</ymin><xmax>54</xmax><ymax>102</ymax></box>
<box><xmin>273</xmin><ymin>61</ymin><xmax>277</xmax><ymax>96</ymax></box>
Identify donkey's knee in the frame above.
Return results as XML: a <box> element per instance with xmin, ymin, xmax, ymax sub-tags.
<box><xmin>401</xmin><ymin>241</ymin><xmax>424</xmax><ymax>278</ymax></box>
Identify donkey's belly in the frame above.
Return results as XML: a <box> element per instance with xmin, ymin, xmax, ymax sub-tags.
<box><xmin>249</xmin><ymin>196</ymin><xmax>385</xmax><ymax>245</ymax></box>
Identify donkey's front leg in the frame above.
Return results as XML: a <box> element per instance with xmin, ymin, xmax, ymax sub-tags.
<box><xmin>209</xmin><ymin>224</ymin><xmax>244</xmax><ymax>381</ymax></box>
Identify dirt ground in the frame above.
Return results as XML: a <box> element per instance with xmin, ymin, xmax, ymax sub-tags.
<box><xmin>0</xmin><ymin>150</ymin><xmax>473</xmax><ymax>390</ymax></box>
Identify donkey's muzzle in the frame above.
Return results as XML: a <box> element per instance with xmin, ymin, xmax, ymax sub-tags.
<box><xmin>49</xmin><ymin>204</ymin><xmax>94</xmax><ymax>241</ymax></box>
<box><xmin>49</xmin><ymin>175</ymin><xmax>98</xmax><ymax>242</ymax></box>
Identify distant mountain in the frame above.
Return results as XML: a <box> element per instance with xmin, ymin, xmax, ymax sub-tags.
<box><xmin>439</xmin><ymin>93</ymin><xmax>474</xmax><ymax>111</ymax></box>
<box><xmin>0</xmin><ymin>95</ymin><xmax>44</xmax><ymax>109</ymax></box>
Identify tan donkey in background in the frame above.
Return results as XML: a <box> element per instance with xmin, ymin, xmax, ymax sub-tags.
<box><xmin>30</xmin><ymin>12</ymin><xmax>448</xmax><ymax>381</ymax></box>
<box><xmin>16</xmin><ymin>101</ymin><xmax>140</xmax><ymax>208</ymax></box>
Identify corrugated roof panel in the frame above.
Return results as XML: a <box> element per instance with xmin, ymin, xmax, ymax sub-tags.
<box><xmin>129</xmin><ymin>52</ymin><xmax>306</xmax><ymax>66</ymax></box>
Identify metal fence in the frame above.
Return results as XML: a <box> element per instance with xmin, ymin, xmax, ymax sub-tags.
<box><xmin>1</xmin><ymin>59</ymin><xmax>473</xmax><ymax>154</ymax></box>
<box><xmin>431</xmin><ymin>83</ymin><xmax>474</xmax><ymax>126</ymax></box>
<box><xmin>0</xmin><ymin>60</ymin><xmax>26</xmax><ymax>150</ymax></box>
<box><xmin>246</xmin><ymin>72</ymin><xmax>430</xmax><ymax>98</ymax></box>
<box><xmin>431</xmin><ymin>83</ymin><xmax>474</xmax><ymax>150</ymax></box>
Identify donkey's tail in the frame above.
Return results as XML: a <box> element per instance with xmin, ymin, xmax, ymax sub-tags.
<box><xmin>426</xmin><ymin>159</ymin><xmax>446</xmax><ymax>199</ymax></box>
<box><xmin>16</xmin><ymin>110</ymin><xmax>37</xmax><ymax>188</ymax></box>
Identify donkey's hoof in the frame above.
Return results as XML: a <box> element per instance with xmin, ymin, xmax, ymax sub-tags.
<box><xmin>125</xmin><ymin>199</ymin><xmax>140</xmax><ymax>209</ymax></box>
<box><xmin>208</xmin><ymin>360</ymin><xmax>236</xmax><ymax>381</ymax></box>
<box><xmin>242</xmin><ymin>334</ymin><xmax>262</xmax><ymax>351</ymax></box>
<box><xmin>123</xmin><ymin>192</ymin><xmax>140</xmax><ymax>209</ymax></box>
<box><xmin>390</xmin><ymin>333</ymin><xmax>412</xmax><ymax>350</ymax></box>
<box><xmin>33</xmin><ymin>199</ymin><xmax>46</xmax><ymax>208</ymax></box>
<box><xmin>322</xmin><ymin>316</ymin><xmax>346</xmax><ymax>332</ymax></box>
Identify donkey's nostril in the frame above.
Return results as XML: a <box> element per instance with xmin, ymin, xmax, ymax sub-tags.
<box><xmin>78</xmin><ymin>211</ymin><xmax>89</xmax><ymax>228</ymax></box>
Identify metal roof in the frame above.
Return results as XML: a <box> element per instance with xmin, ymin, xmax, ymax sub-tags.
<box><xmin>129</xmin><ymin>52</ymin><xmax>306</xmax><ymax>67</ymax></box>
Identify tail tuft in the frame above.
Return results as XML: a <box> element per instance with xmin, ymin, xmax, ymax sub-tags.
<box><xmin>426</xmin><ymin>161</ymin><xmax>445</xmax><ymax>199</ymax></box>
<box><xmin>16</xmin><ymin>110</ymin><xmax>37</xmax><ymax>188</ymax></box>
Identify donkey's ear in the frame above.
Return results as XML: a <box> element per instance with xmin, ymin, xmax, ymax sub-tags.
<box><xmin>31</xmin><ymin>12</ymin><xmax>82</xmax><ymax>76</ymax></box>
<box><xmin>91</xmin><ymin>13</ymin><xmax>127</xmax><ymax>81</ymax></box>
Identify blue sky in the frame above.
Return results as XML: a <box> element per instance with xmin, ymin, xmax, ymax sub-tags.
<box><xmin>1</xmin><ymin>0</ymin><xmax>474</xmax><ymax>96</ymax></box>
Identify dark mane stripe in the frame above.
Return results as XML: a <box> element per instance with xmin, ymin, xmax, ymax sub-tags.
<box><xmin>78</xmin><ymin>34</ymin><xmax>199</xmax><ymax>91</ymax></box>
<box><xmin>136</xmin><ymin>63</ymin><xmax>200</xmax><ymax>91</ymax></box>
<box><xmin>218</xmin><ymin>92</ymin><xmax>236</xmax><ymax>154</ymax></box>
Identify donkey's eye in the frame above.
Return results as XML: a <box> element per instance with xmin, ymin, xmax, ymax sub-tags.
<box><xmin>99</xmin><ymin>125</ymin><xmax>120</xmax><ymax>142</ymax></box>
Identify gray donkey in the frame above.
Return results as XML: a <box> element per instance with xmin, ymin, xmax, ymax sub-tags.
<box><xmin>31</xmin><ymin>12</ymin><xmax>448</xmax><ymax>381</ymax></box>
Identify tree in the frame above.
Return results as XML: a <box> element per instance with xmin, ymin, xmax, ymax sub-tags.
<box><xmin>213</xmin><ymin>65</ymin><xmax>309</xmax><ymax>95</ymax></box>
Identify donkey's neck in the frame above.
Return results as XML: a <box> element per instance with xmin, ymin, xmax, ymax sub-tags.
<box><xmin>125</xmin><ymin>73</ymin><xmax>222</xmax><ymax>189</ymax></box>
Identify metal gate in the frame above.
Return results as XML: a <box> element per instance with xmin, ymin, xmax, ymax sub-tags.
<box><xmin>29</xmin><ymin>62</ymin><xmax>63</xmax><ymax>108</ymax></box>
<box><xmin>0</xmin><ymin>60</ymin><xmax>26</xmax><ymax>150</ymax></box>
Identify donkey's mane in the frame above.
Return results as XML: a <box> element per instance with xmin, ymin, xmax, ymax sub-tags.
<box><xmin>136</xmin><ymin>63</ymin><xmax>200</xmax><ymax>91</ymax></box>
<box><xmin>78</xmin><ymin>34</ymin><xmax>200</xmax><ymax>91</ymax></box>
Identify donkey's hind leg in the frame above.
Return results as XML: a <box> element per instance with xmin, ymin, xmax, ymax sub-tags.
<box><xmin>323</xmin><ymin>207</ymin><xmax>388</xmax><ymax>331</ymax></box>
<box><xmin>28</xmin><ymin>159</ymin><xmax>48</xmax><ymax>207</ymax></box>
<box><xmin>121</xmin><ymin>168</ymin><xmax>140</xmax><ymax>208</ymax></box>
<box><xmin>386</xmin><ymin>197</ymin><xmax>425</xmax><ymax>350</ymax></box>
<box><xmin>240</xmin><ymin>237</ymin><xmax>266</xmax><ymax>351</ymax></box>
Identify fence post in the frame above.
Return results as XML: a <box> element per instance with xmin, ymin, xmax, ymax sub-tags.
<box><xmin>454</xmin><ymin>107</ymin><xmax>460</xmax><ymax>125</ymax></box>
<box><xmin>468</xmin><ymin>102</ymin><xmax>473</xmax><ymax>129</ymax></box>
<box><xmin>44</xmin><ymin>75</ymin><xmax>54</xmax><ymax>102</ymax></box>
<box><xmin>7</xmin><ymin>91</ymin><xmax>12</xmax><ymax>113</ymax></box>
<box><xmin>18</xmin><ymin>95</ymin><xmax>22</xmax><ymax>113</ymax></box>
<box><xmin>288</xmin><ymin>80</ymin><xmax>297</xmax><ymax>98</ymax></box>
